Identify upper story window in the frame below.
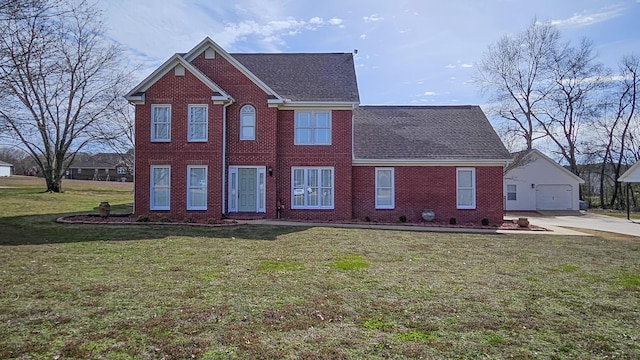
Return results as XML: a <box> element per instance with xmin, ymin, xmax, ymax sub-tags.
<box><xmin>240</xmin><ymin>105</ymin><xmax>256</xmax><ymax>140</ymax></box>
<box><xmin>151</xmin><ymin>105</ymin><xmax>171</xmax><ymax>142</ymax></box>
<box><xmin>188</xmin><ymin>105</ymin><xmax>208</xmax><ymax>142</ymax></box>
<box><xmin>294</xmin><ymin>111</ymin><xmax>331</xmax><ymax>145</ymax></box>
<box><xmin>456</xmin><ymin>168</ymin><xmax>476</xmax><ymax>209</ymax></box>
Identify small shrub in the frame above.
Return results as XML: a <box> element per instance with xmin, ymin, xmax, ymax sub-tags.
<box><xmin>449</xmin><ymin>217</ymin><xmax>457</xmax><ymax>225</ymax></box>
<box><xmin>159</xmin><ymin>216</ymin><xmax>172</xmax><ymax>223</ymax></box>
<box><xmin>365</xmin><ymin>216</ymin><xmax>371</xmax><ymax>222</ymax></box>
<box><xmin>207</xmin><ymin>218</ymin><xmax>219</xmax><ymax>224</ymax></box>
<box><xmin>183</xmin><ymin>217</ymin><xmax>195</xmax><ymax>223</ymax></box>
<box><xmin>399</xmin><ymin>215</ymin><xmax>407</xmax><ymax>223</ymax></box>
<box><xmin>481</xmin><ymin>218</ymin><xmax>489</xmax><ymax>226</ymax></box>
<box><xmin>136</xmin><ymin>215</ymin><xmax>149</xmax><ymax>222</ymax></box>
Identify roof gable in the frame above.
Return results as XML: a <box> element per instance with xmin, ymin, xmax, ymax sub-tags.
<box><xmin>183</xmin><ymin>37</ymin><xmax>282</xmax><ymax>102</ymax></box>
<box><xmin>125</xmin><ymin>54</ymin><xmax>231</xmax><ymax>104</ymax></box>
<box><xmin>619</xmin><ymin>160</ymin><xmax>640</xmax><ymax>183</ymax></box>
<box><xmin>506</xmin><ymin>149</ymin><xmax>585</xmax><ymax>183</ymax></box>
<box><xmin>353</xmin><ymin>105</ymin><xmax>510</xmax><ymax>162</ymax></box>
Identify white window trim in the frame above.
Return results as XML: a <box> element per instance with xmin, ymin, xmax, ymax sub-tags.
<box><xmin>150</xmin><ymin>165</ymin><xmax>170</xmax><ymax>210</ymax></box>
<box><xmin>456</xmin><ymin>168</ymin><xmax>476</xmax><ymax>209</ymax></box>
<box><xmin>151</xmin><ymin>104</ymin><xmax>171</xmax><ymax>142</ymax></box>
<box><xmin>506</xmin><ymin>184</ymin><xmax>517</xmax><ymax>201</ymax></box>
<box><xmin>291</xmin><ymin>166</ymin><xmax>334</xmax><ymax>209</ymax></box>
<box><xmin>227</xmin><ymin>166</ymin><xmax>266</xmax><ymax>213</ymax></box>
<box><xmin>187</xmin><ymin>104</ymin><xmax>208</xmax><ymax>142</ymax></box>
<box><xmin>375</xmin><ymin>167</ymin><xmax>395</xmax><ymax>209</ymax></box>
<box><xmin>239</xmin><ymin>105</ymin><xmax>256</xmax><ymax>141</ymax></box>
<box><xmin>294</xmin><ymin>110</ymin><xmax>332</xmax><ymax>145</ymax></box>
<box><xmin>187</xmin><ymin>165</ymin><xmax>207</xmax><ymax>210</ymax></box>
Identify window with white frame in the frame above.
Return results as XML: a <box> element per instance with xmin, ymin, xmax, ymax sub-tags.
<box><xmin>456</xmin><ymin>168</ymin><xmax>476</xmax><ymax>209</ymax></box>
<box><xmin>151</xmin><ymin>105</ymin><xmax>171</xmax><ymax>142</ymax></box>
<box><xmin>240</xmin><ymin>105</ymin><xmax>255</xmax><ymax>140</ymax></box>
<box><xmin>117</xmin><ymin>167</ymin><xmax>127</xmax><ymax>175</ymax></box>
<box><xmin>188</xmin><ymin>105</ymin><xmax>207</xmax><ymax>141</ymax></box>
<box><xmin>291</xmin><ymin>167</ymin><xmax>334</xmax><ymax>209</ymax></box>
<box><xmin>187</xmin><ymin>166</ymin><xmax>207</xmax><ymax>210</ymax></box>
<box><xmin>150</xmin><ymin>166</ymin><xmax>170</xmax><ymax>210</ymax></box>
<box><xmin>507</xmin><ymin>184</ymin><xmax>517</xmax><ymax>201</ymax></box>
<box><xmin>375</xmin><ymin>168</ymin><xmax>394</xmax><ymax>209</ymax></box>
<box><xmin>294</xmin><ymin>111</ymin><xmax>331</xmax><ymax>145</ymax></box>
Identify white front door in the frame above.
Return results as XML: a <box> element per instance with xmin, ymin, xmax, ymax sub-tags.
<box><xmin>228</xmin><ymin>166</ymin><xmax>266</xmax><ymax>213</ymax></box>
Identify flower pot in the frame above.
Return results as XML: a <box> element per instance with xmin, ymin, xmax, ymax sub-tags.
<box><xmin>98</xmin><ymin>201</ymin><xmax>111</xmax><ymax>218</ymax></box>
<box><xmin>516</xmin><ymin>217</ymin><xmax>529</xmax><ymax>228</ymax></box>
<box><xmin>422</xmin><ymin>209</ymin><xmax>435</xmax><ymax>222</ymax></box>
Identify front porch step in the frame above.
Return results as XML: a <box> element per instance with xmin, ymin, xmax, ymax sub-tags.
<box><xmin>225</xmin><ymin>213</ymin><xmax>268</xmax><ymax>220</ymax></box>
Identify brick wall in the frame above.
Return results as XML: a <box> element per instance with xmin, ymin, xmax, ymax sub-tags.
<box><xmin>276</xmin><ymin>109</ymin><xmax>353</xmax><ymax>221</ymax></box>
<box><xmin>352</xmin><ymin>166</ymin><xmax>504</xmax><ymax>225</ymax></box>
<box><xmin>134</xmin><ymin>69</ymin><xmax>224</xmax><ymax>220</ymax></box>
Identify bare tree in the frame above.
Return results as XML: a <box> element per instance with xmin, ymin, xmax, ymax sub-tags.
<box><xmin>539</xmin><ymin>38</ymin><xmax>609</xmax><ymax>179</ymax></box>
<box><xmin>0</xmin><ymin>0</ymin><xmax>131</xmax><ymax>192</ymax></box>
<box><xmin>476</xmin><ymin>20</ymin><xmax>559</xmax><ymax>150</ymax></box>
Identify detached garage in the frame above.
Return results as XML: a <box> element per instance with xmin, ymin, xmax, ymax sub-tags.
<box><xmin>504</xmin><ymin>150</ymin><xmax>584</xmax><ymax>211</ymax></box>
<box><xmin>0</xmin><ymin>160</ymin><xmax>12</xmax><ymax>177</ymax></box>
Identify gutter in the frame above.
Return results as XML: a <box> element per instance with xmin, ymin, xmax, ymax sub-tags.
<box><xmin>221</xmin><ymin>99</ymin><xmax>234</xmax><ymax>217</ymax></box>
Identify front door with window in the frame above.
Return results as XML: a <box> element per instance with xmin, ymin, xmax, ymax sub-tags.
<box><xmin>238</xmin><ymin>168</ymin><xmax>257</xmax><ymax>212</ymax></box>
<box><xmin>228</xmin><ymin>166</ymin><xmax>266</xmax><ymax>213</ymax></box>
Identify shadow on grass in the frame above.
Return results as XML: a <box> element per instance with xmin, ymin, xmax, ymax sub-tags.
<box><xmin>0</xmin><ymin>212</ymin><xmax>311</xmax><ymax>246</ymax></box>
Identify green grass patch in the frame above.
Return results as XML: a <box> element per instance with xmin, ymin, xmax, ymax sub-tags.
<box><xmin>330</xmin><ymin>254</ymin><xmax>369</xmax><ymax>270</ymax></box>
<box><xmin>484</xmin><ymin>333</ymin><xmax>506</xmax><ymax>344</ymax></box>
<box><xmin>617</xmin><ymin>272</ymin><xmax>640</xmax><ymax>288</ymax></box>
<box><xmin>362</xmin><ymin>318</ymin><xmax>393</xmax><ymax>331</ymax></box>
<box><xmin>559</xmin><ymin>264</ymin><xmax>580</xmax><ymax>272</ymax></box>
<box><xmin>258</xmin><ymin>260</ymin><xmax>305</xmax><ymax>271</ymax></box>
<box><xmin>395</xmin><ymin>330</ymin><xmax>437</xmax><ymax>342</ymax></box>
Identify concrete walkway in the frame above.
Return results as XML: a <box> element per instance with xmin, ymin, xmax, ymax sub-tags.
<box><xmin>506</xmin><ymin>211</ymin><xmax>640</xmax><ymax>237</ymax></box>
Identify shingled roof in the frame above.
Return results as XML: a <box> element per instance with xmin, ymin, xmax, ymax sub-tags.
<box><xmin>231</xmin><ymin>53</ymin><xmax>359</xmax><ymax>103</ymax></box>
<box><xmin>353</xmin><ymin>106</ymin><xmax>511</xmax><ymax>161</ymax></box>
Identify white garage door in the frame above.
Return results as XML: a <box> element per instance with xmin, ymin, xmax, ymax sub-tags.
<box><xmin>536</xmin><ymin>184</ymin><xmax>572</xmax><ymax>210</ymax></box>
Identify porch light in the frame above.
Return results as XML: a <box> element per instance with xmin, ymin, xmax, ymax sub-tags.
<box><xmin>268</xmin><ymin>166</ymin><xmax>273</xmax><ymax>177</ymax></box>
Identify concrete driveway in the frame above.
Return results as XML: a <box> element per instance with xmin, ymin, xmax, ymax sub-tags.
<box><xmin>506</xmin><ymin>211</ymin><xmax>640</xmax><ymax>237</ymax></box>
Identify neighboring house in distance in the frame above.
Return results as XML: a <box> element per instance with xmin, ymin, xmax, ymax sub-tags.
<box><xmin>619</xmin><ymin>160</ymin><xmax>640</xmax><ymax>183</ymax></box>
<box><xmin>0</xmin><ymin>160</ymin><xmax>13</xmax><ymax>177</ymax></box>
<box><xmin>68</xmin><ymin>153</ymin><xmax>133</xmax><ymax>182</ymax></box>
<box><xmin>126</xmin><ymin>37</ymin><xmax>511</xmax><ymax>224</ymax></box>
<box><xmin>504</xmin><ymin>149</ymin><xmax>585</xmax><ymax>211</ymax></box>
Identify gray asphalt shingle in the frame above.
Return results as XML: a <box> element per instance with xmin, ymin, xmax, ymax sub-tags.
<box><xmin>354</xmin><ymin>105</ymin><xmax>511</xmax><ymax>160</ymax></box>
<box><xmin>231</xmin><ymin>53</ymin><xmax>359</xmax><ymax>103</ymax></box>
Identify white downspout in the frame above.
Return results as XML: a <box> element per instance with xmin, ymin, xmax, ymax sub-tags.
<box><xmin>222</xmin><ymin>99</ymin><xmax>234</xmax><ymax>217</ymax></box>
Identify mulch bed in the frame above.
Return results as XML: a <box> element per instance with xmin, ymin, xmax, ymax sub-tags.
<box><xmin>58</xmin><ymin>214</ymin><xmax>550</xmax><ymax>231</ymax></box>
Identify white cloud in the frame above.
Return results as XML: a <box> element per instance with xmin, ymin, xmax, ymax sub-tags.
<box><xmin>445</xmin><ymin>64</ymin><xmax>456</xmax><ymax>69</ymax></box>
<box><xmin>363</xmin><ymin>14</ymin><xmax>384</xmax><ymax>23</ymax></box>
<box><xmin>460</xmin><ymin>63</ymin><xmax>473</xmax><ymax>68</ymax></box>
<box><xmin>360</xmin><ymin>33</ymin><xmax>367</xmax><ymax>40</ymax></box>
<box><xmin>423</xmin><ymin>91</ymin><xmax>437</xmax><ymax>96</ymax></box>
<box><xmin>309</xmin><ymin>17</ymin><xmax>324</xmax><ymax>25</ymax></box>
<box><xmin>329</xmin><ymin>17</ymin><xmax>344</xmax><ymax>25</ymax></box>
<box><xmin>550</xmin><ymin>5</ymin><xmax>626</xmax><ymax>27</ymax></box>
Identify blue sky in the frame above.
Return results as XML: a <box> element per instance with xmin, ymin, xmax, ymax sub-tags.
<box><xmin>100</xmin><ymin>0</ymin><xmax>640</xmax><ymax>107</ymax></box>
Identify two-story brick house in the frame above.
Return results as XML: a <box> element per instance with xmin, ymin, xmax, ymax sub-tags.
<box><xmin>127</xmin><ymin>37</ymin><xmax>511</xmax><ymax>225</ymax></box>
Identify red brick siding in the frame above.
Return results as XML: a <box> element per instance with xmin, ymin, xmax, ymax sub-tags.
<box><xmin>134</xmin><ymin>69</ymin><xmax>224</xmax><ymax>220</ymax></box>
<box><xmin>192</xmin><ymin>51</ymin><xmax>280</xmax><ymax>217</ymax></box>
<box><xmin>276</xmin><ymin>109</ymin><xmax>353</xmax><ymax>220</ymax></box>
<box><xmin>352</xmin><ymin>166</ymin><xmax>504</xmax><ymax>225</ymax></box>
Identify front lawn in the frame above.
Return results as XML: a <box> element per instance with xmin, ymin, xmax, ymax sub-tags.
<box><xmin>0</xmin><ymin>177</ymin><xmax>639</xmax><ymax>359</ymax></box>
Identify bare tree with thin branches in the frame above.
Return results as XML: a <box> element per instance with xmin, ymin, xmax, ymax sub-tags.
<box><xmin>0</xmin><ymin>0</ymin><xmax>132</xmax><ymax>192</ymax></box>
